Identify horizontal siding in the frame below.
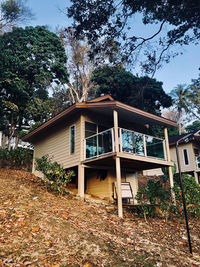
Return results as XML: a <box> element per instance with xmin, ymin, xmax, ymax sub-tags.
<box><xmin>86</xmin><ymin>170</ymin><xmax>127</xmax><ymax>200</ymax></box>
<box><xmin>143</xmin><ymin>168</ymin><xmax>163</xmax><ymax>176</ymax></box>
<box><xmin>33</xmin><ymin>117</ymin><xmax>81</xmax><ymax>175</ymax></box>
<box><xmin>171</xmin><ymin>143</ymin><xmax>196</xmax><ymax>173</ymax></box>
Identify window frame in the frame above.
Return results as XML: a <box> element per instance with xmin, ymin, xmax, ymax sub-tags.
<box><xmin>69</xmin><ymin>124</ymin><xmax>75</xmax><ymax>155</ymax></box>
<box><xmin>182</xmin><ymin>148</ymin><xmax>189</xmax><ymax>166</ymax></box>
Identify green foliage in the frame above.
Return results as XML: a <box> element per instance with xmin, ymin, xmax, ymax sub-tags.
<box><xmin>0</xmin><ymin>0</ymin><xmax>33</xmax><ymax>32</ymax></box>
<box><xmin>25</xmin><ymin>98</ymin><xmax>52</xmax><ymax>123</ymax></box>
<box><xmin>136</xmin><ymin>172</ymin><xmax>200</xmax><ymax>219</ymax></box>
<box><xmin>92</xmin><ymin>65</ymin><xmax>172</xmax><ymax>115</ymax></box>
<box><xmin>50</xmin><ymin>85</ymin><xmax>70</xmax><ymax>115</ymax></box>
<box><xmin>185</xmin><ymin>121</ymin><xmax>200</xmax><ymax>133</ymax></box>
<box><xmin>173</xmin><ymin>174</ymin><xmax>200</xmax><ymax>217</ymax></box>
<box><xmin>0</xmin><ymin>26</ymin><xmax>69</xmax><ymax>145</ymax></box>
<box><xmin>186</xmin><ymin>75</ymin><xmax>200</xmax><ymax>120</ymax></box>
<box><xmin>35</xmin><ymin>155</ymin><xmax>75</xmax><ymax>195</ymax></box>
<box><xmin>136</xmin><ymin>180</ymin><xmax>170</xmax><ymax>219</ymax></box>
<box><xmin>0</xmin><ymin>147</ymin><xmax>33</xmax><ymax>170</ymax></box>
<box><xmin>167</xmin><ymin>126</ymin><xmax>179</xmax><ymax>137</ymax></box>
<box><xmin>162</xmin><ymin>162</ymin><xmax>176</xmax><ymax>179</ymax></box>
<box><xmin>68</xmin><ymin>0</ymin><xmax>200</xmax><ymax>71</ymax></box>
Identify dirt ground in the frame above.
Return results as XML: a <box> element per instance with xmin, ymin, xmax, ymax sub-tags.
<box><xmin>0</xmin><ymin>168</ymin><xmax>200</xmax><ymax>267</ymax></box>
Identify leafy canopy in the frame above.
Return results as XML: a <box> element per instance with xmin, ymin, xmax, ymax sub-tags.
<box><xmin>0</xmin><ymin>26</ymin><xmax>69</xmax><ymax>146</ymax></box>
<box><xmin>0</xmin><ymin>0</ymin><xmax>33</xmax><ymax>32</ymax></box>
<box><xmin>185</xmin><ymin>121</ymin><xmax>200</xmax><ymax>133</ymax></box>
<box><xmin>91</xmin><ymin>65</ymin><xmax>172</xmax><ymax>115</ymax></box>
<box><xmin>68</xmin><ymin>0</ymin><xmax>200</xmax><ymax>73</ymax></box>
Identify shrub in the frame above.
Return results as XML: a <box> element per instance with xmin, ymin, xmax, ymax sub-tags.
<box><xmin>173</xmin><ymin>174</ymin><xmax>200</xmax><ymax>217</ymax></box>
<box><xmin>136</xmin><ymin>173</ymin><xmax>200</xmax><ymax>220</ymax></box>
<box><xmin>35</xmin><ymin>155</ymin><xmax>75</xmax><ymax>195</ymax></box>
<box><xmin>136</xmin><ymin>179</ymin><xmax>170</xmax><ymax>221</ymax></box>
<box><xmin>0</xmin><ymin>147</ymin><xmax>33</xmax><ymax>170</ymax></box>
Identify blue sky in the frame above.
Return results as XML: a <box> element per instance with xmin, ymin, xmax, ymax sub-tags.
<box><xmin>26</xmin><ymin>0</ymin><xmax>200</xmax><ymax>93</ymax></box>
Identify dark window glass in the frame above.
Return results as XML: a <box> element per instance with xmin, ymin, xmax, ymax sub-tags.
<box><xmin>70</xmin><ymin>126</ymin><xmax>75</xmax><ymax>154</ymax></box>
<box><xmin>183</xmin><ymin>149</ymin><xmax>189</xmax><ymax>165</ymax></box>
<box><xmin>98</xmin><ymin>125</ymin><xmax>108</xmax><ymax>133</ymax></box>
<box><xmin>194</xmin><ymin>148</ymin><xmax>199</xmax><ymax>156</ymax></box>
<box><xmin>85</xmin><ymin>122</ymin><xmax>97</xmax><ymax>138</ymax></box>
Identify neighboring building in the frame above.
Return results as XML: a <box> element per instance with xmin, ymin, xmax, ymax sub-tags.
<box><xmin>144</xmin><ymin>131</ymin><xmax>200</xmax><ymax>184</ymax></box>
<box><xmin>23</xmin><ymin>95</ymin><xmax>176</xmax><ymax>217</ymax></box>
<box><xmin>0</xmin><ymin>131</ymin><xmax>31</xmax><ymax>149</ymax></box>
<box><xmin>169</xmin><ymin>131</ymin><xmax>200</xmax><ymax>183</ymax></box>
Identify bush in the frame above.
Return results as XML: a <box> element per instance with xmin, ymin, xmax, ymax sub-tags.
<box><xmin>173</xmin><ymin>174</ymin><xmax>200</xmax><ymax>217</ymax></box>
<box><xmin>136</xmin><ymin>179</ymin><xmax>170</xmax><ymax>220</ymax></box>
<box><xmin>136</xmin><ymin>173</ymin><xmax>200</xmax><ymax>220</ymax></box>
<box><xmin>35</xmin><ymin>155</ymin><xmax>75</xmax><ymax>195</ymax></box>
<box><xmin>0</xmin><ymin>147</ymin><xmax>33</xmax><ymax>170</ymax></box>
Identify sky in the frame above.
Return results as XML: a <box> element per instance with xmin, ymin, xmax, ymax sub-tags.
<box><xmin>25</xmin><ymin>0</ymin><xmax>200</xmax><ymax>94</ymax></box>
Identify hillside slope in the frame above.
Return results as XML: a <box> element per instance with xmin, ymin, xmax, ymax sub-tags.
<box><xmin>0</xmin><ymin>169</ymin><xmax>200</xmax><ymax>266</ymax></box>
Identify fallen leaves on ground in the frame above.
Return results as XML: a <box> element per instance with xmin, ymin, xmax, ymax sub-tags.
<box><xmin>0</xmin><ymin>168</ymin><xmax>200</xmax><ymax>266</ymax></box>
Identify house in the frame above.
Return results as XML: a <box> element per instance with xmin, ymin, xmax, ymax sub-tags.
<box><xmin>22</xmin><ymin>95</ymin><xmax>177</xmax><ymax>217</ymax></box>
<box><xmin>143</xmin><ymin>131</ymin><xmax>200</xmax><ymax>184</ymax></box>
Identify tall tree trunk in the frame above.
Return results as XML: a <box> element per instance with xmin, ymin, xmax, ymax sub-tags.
<box><xmin>14</xmin><ymin>117</ymin><xmax>22</xmax><ymax>149</ymax></box>
<box><xmin>14</xmin><ymin>132</ymin><xmax>19</xmax><ymax>149</ymax></box>
<box><xmin>178</xmin><ymin>109</ymin><xmax>183</xmax><ymax>134</ymax></box>
<box><xmin>7</xmin><ymin>113</ymin><xmax>15</xmax><ymax>150</ymax></box>
<box><xmin>178</xmin><ymin>123</ymin><xmax>182</xmax><ymax>135</ymax></box>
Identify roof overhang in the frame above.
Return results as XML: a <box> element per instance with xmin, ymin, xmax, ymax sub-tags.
<box><xmin>23</xmin><ymin>99</ymin><xmax>177</xmax><ymax>143</ymax></box>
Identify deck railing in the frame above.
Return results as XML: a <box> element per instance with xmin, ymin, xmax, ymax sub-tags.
<box><xmin>85</xmin><ymin>127</ymin><xmax>166</xmax><ymax>160</ymax></box>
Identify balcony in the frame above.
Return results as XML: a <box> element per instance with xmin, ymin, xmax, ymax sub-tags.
<box><xmin>85</xmin><ymin>128</ymin><xmax>166</xmax><ymax>161</ymax></box>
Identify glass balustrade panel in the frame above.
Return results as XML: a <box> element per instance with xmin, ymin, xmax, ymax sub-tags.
<box><xmin>85</xmin><ymin>136</ymin><xmax>97</xmax><ymax>159</ymax></box>
<box><xmin>121</xmin><ymin>129</ymin><xmax>144</xmax><ymax>156</ymax></box>
<box><xmin>85</xmin><ymin>129</ymin><xmax>113</xmax><ymax>159</ymax></box>
<box><xmin>98</xmin><ymin>130</ymin><xmax>113</xmax><ymax>156</ymax></box>
<box><xmin>145</xmin><ymin>136</ymin><xmax>165</xmax><ymax>159</ymax></box>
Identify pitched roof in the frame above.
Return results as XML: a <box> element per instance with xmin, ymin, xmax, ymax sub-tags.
<box><xmin>23</xmin><ymin>95</ymin><xmax>177</xmax><ymax>143</ymax></box>
<box><xmin>169</xmin><ymin>130</ymin><xmax>200</xmax><ymax>146</ymax></box>
<box><xmin>87</xmin><ymin>94</ymin><xmax>114</xmax><ymax>102</ymax></box>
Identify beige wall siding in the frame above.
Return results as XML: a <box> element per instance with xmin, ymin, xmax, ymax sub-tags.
<box><xmin>170</xmin><ymin>143</ymin><xmax>196</xmax><ymax>173</ymax></box>
<box><xmin>143</xmin><ymin>168</ymin><xmax>163</xmax><ymax>176</ymax></box>
<box><xmin>85</xmin><ymin>169</ymin><xmax>138</xmax><ymax>201</ymax></box>
<box><xmin>144</xmin><ymin>143</ymin><xmax>197</xmax><ymax>176</ymax></box>
<box><xmin>86</xmin><ymin>170</ymin><xmax>114</xmax><ymax>200</ymax></box>
<box><xmin>193</xmin><ymin>144</ymin><xmax>200</xmax><ymax>172</ymax></box>
<box><xmin>33</xmin><ymin>116</ymin><xmax>81</xmax><ymax>175</ymax></box>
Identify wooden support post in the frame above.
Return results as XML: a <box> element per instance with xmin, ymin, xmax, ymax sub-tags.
<box><xmin>113</xmin><ymin>109</ymin><xmax>123</xmax><ymax>218</ymax></box>
<box><xmin>194</xmin><ymin>171</ymin><xmax>199</xmax><ymax>184</ymax></box>
<box><xmin>116</xmin><ymin>156</ymin><xmax>123</xmax><ymax>218</ymax></box>
<box><xmin>164</xmin><ymin>127</ymin><xmax>176</xmax><ymax>203</ymax></box>
<box><xmin>78</xmin><ymin>164</ymin><xmax>85</xmax><ymax>198</ymax></box>
<box><xmin>113</xmin><ymin>109</ymin><xmax>119</xmax><ymax>153</ymax></box>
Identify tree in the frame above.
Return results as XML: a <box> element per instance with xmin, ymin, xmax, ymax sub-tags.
<box><xmin>0</xmin><ymin>26</ymin><xmax>69</xmax><ymax>148</ymax></box>
<box><xmin>91</xmin><ymin>65</ymin><xmax>172</xmax><ymax>115</ymax></box>
<box><xmin>186</xmin><ymin>75</ymin><xmax>200</xmax><ymax>120</ymax></box>
<box><xmin>0</xmin><ymin>0</ymin><xmax>33</xmax><ymax>33</ymax></box>
<box><xmin>68</xmin><ymin>0</ymin><xmax>200</xmax><ymax>74</ymax></box>
<box><xmin>50</xmin><ymin>85</ymin><xmax>70</xmax><ymax>116</ymax></box>
<box><xmin>185</xmin><ymin>121</ymin><xmax>200</xmax><ymax>133</ymax></box>
<box><xmin>59</xmin><ymin>28</ymin><xmax>96</xmax><ymax>103</ymax></box>
<box><xmin>169</xmin><ymin>84</ymin><xmax>189</xmax><ymax>134</ymax></box>
<box><xmin>162</xmin><ymin>109</ymin><xmax>179</xmax><ymax>136</ymax></box>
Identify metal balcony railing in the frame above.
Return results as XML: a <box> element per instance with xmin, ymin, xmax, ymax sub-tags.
<box><xmin>85</xmin><ymin>127</ymin><xmax>166</xmax><ymax>160</ymax></box>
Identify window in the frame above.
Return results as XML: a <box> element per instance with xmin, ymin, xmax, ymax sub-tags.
<box><xmin>85</xmin><ymin>122</ymin><xmax>97</xmax><ymax>138</ymax></box>
<box><xmin>70</xmin><ymin>125</ymin><xmax>75</xmax><ymax>154</ymax></box>
<box><xmin>194</xmin><ymin>148</ymin><xmax>199</xmax><ymax>156</ymax></box>
<box><xmin>183</xmin><ymin>148</ymin><xmax>189</xmax><ymax>165</ymax></box>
